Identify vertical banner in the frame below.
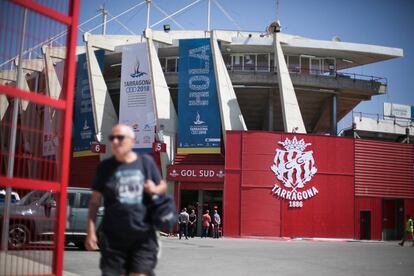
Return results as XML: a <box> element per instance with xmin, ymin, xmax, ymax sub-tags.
<box><xmin>119</xmin><ymin>42</ymin><xmax>155</xmax><ymax>150</ymax></box>
<box><xmin>178</xmin><ymin>38</ymin><xmax>221</xmax><ymax>154</ymax></box>
<box><xmin>72</xmin><ymin>50</ymin><xmax>104</xmax><ymax>157</ymax></box>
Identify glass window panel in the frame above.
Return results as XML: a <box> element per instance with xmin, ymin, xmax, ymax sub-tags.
<box><xmin>232</xmin><ymin>55</ymin><xmax>243</xmax><ymax>71</ymax></box>
<box><xmin>79</xmin><ymin>193</ymin><xmax>91</xmax><ymax>208</ymax></box>
<box><xmin>244</xmin><ymin>54</ymin><xmax>255</xmax><ymax>71</ymax></box>
<box><xmin>301</xmin><ymin>57</ymin><xmax>310</xmax><ymax>74</ymax></box>
<box><xmin>310</xmin><ymin>58</ymin><xmax>321</xmax><ymax>75</ymax></box>
<box><xmin>270</xmin><ymin>55</ymin><xmax>276</xmax><ymax>72</ymax></box>
<box><xmin>256</xmin><ymin>54</ymin><xmax>269</xmax><ymax>71</ymax></box>
<box><xmin>222</xmin><ymin>54</ymin><xmax>231</xmax><ymax>70</ymax></box>
<box><xmin>166</xmin><ymin>58</ymin><xmax>176</xmax><ymax>72</ymax></box>
<box><xmin>159</xmin><ymin>58</ymin><xmax>166</xmax><ymax>72</ymax></box>
<box><xmin>288</xmin><ymin>56</ymin><xmax>300</xmax><ymax>73</ymax></box>
<box><xmin>67</xmin><ymin>193</ymin><xmax>75</xmax><ymax>207</ymax></box>
<box><xmin>323</xmin><ymin>59</ymin><xmax>336</xmax><ymax>75</ymax></box>
<box><xmin>176</xmin><ymin>57</ymin><xmax>179</xmax><ymax>72</ymax></box>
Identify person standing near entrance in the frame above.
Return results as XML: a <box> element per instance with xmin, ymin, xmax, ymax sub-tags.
<box><xmin>188</xmin><ymin>209</ymin><xmax>197</xmax><ymax>238</ymax></box>
<box><xmin>85</xmin><ymin>124</ymin><xmax>167</xmax><ymax>276</ymax></box>
<box><xmin>201</xmin><ymin>209</ymin><xmax>211</xmax><ymax>238</ymax></box>
<box><xmin>399</xmin><ymin>215</ymin><xmax>414</xmax><ymax>246</ymax></box>
<box><xmin>178</xmin><ymin>208</ymin><xmax>189</xmax><ymax>240</ymax></box>
<box><xmin>213</xmin><ymin>210</ymin><xmax>221</xmax><ymax>239</ymax></box>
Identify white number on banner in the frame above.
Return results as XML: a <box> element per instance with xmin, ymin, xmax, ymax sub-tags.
<box><xmin>95</xmin><ymin>144</ymin><xmax>100</xmax><ymax>153</ymax></box>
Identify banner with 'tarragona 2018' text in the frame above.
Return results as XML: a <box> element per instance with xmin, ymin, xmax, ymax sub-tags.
<box><xmin>119</xmin><ymin>42</ymin><xmax>155</xmax><ymax>150</ymax></box>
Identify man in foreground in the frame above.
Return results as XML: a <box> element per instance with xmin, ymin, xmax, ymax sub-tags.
<box><xmin>85</xmin><ymin>124</ymin><xmax>167</xmax><ymax>276</ymax></box>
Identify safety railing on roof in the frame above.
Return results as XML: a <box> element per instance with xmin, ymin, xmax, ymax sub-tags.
<box><xmin>226</xmin><ymin>65</ymin><xmax>388</xmax><ymax>86</ymax></box>
<box><xmin>353</xmin><ymin>111</ymin><xmax>413</xmax><ymax>128</ymax></box>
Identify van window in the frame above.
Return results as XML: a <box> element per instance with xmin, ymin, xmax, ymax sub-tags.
<box><xmin>67</xmin><ymin>193</ymin><xmax>75</xmax><ymax>207</ymax></box>
<box><xmin>79</xmin><ymin>193</ymin><xmax>91</xmax><ymax>208</ymax></box>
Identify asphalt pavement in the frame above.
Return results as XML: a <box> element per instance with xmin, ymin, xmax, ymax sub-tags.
<box><xmin>62</xmin><ymin>237</ymin><xmax>414</xmax><ymax>276</ymax></box>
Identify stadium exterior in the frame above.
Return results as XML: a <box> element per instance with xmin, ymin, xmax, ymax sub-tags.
<box><xmin>2</xmin><ymin>28</ymin><xmax>412</xmax><ymax>240</ymax></box>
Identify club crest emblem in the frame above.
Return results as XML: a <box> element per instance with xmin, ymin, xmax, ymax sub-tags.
<box><xmin>270</xmin><ymin>136</ymin><xmax>318</xmax><ymax>207</ymax></box>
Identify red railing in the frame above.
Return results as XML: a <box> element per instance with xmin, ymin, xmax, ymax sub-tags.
<box><xmin>0</xmin><ymin>0</ymin><xmax>79</xmax><ymax>275</ymax></box>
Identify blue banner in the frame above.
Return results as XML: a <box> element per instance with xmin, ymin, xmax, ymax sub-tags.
<box><xmin>72</xmin><ymin>50</ymin><xmax>104</xmax><ymax>157</ymax></box>
<box><xmin>178</xmin><ymin>38</ymin><xmax>221</xmax><ymax>154</ymax></box>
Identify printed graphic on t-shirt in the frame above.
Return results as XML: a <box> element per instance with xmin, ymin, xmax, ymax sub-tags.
<box><xmin>114</xmin><ymin>169</ymin><xmax>145</xmax><ymax>204</ymax></box>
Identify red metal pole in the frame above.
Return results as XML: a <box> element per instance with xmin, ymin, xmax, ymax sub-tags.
<box><xmin>53</xmin><ymin>0</ymin><xmax>79</xmax><ymax>275</ymax></box>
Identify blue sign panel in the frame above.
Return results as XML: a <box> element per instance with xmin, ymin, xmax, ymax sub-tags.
<box><xmin>178</xmin><ymin>38</ymin><xmax>221</xmax><ymax>154</ymax></box>
<box><xmin>72</xmin><ymin>50</ymin><xmax>104</xmax><ymax>157</ymax></box>
<box><xmin>411</xmin><ymin>106</ymin><xmax>414</xmax><ymax>122</ymax></box>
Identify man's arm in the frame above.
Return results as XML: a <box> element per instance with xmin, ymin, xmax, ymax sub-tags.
<box><xmin>85</xmin><ymin>191</ymin><xmax>102</xmax><ymax>251</ymax></box>
<box><xmin>144</xmin><ymin>179</ymin><xmax>167</xmax><ymax>194</ymax></box>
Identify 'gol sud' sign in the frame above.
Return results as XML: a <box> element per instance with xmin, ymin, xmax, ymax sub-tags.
<box><xmin>270</xmin><ymin>136</ymin><xmax>318</xmax><ymax>208</ymax></box>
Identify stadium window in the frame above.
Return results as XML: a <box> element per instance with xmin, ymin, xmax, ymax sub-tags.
<box><xmin>222</xmin><ymin>54</ymin><xmax>231</xmax><ymax>70</ymax></box>
<box><xmin>166</xmin><ymin>57</ymin><xmax>177</xmax><ymax>72</ymax></box>
<box><xmin>256</xmin><ymin>54</ymin><xmax>269</xmax><ymax>72</ymax></box>
<box><xmin>323</xmin><ymin>58</ymin><xmax>336</xmax><ymax>75</ymax></box>
<box><xmin>244</xmin><ymin>54</ymin><xmax>255</xmax><ymax>71</ymax></box>
<box><xmin>232</xmin><ymin>55</ymin><xmax>243</xmax><ymax>71</ymax></box>
<box><xmin>288</xmin><ymin>56</ymin><xmax>300</xmax><ymax>73</ymax></box>
<box><xmin>159</xmin><ymin>58</ymin><xmax>166</xmax><ymax>72</ymax></box>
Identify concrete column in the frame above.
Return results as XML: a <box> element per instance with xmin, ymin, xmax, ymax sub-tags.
<box><xmin>42</xmin><ymin>46</ymin><xmax>62</xmax><ymax>101</ymax></box>
<box><xmin>85</xmin><ymin>41</ymin><xmax>118</xmax><ymax>160</ymax></box>
<box><xmin>210</xmin><ymin>31</ymin><xmax>247</xmax><ymax>145</ymax></box>
<box><xmin>274</xmin><ymin>33</ymin><xmax>306</xmax><ymax>133</ymax></box>
<box><xmin>146</xmin><ymin>36</ymin><xmax>177</xmax><ymax>179</ymax></box>
<box><xmin>0</xmin><ymin>93</ymin><xmax>8</xmax><ymax>120</ymax></box>
<box><xmin>331</xmin><ymin>94</ymin><xmax>337</xmax><ymax>136</ymax></box>
<box><xmin>0</xmin><ymin>70</ymin><xmax>31</xmax><ymax>111</ymax></box>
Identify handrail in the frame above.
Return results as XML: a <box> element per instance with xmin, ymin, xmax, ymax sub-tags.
<box><xmin>225</xmin><ymin>65</ymin><xmax>387</xmax><ymax>85</ymax></box>
<box><xmin>352</xmin><ymin>111</ymin><xmax>413</xmax><ymax>128</ymax></box>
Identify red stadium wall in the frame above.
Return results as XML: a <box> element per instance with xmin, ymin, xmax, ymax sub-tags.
<box><xmin>224</xmin><ymin>131</ymin><xmax>355</xmax><ymax>238</ymax></box>
<box><xmin>69</xmin><ymin>155</ymin><xmax>100</xmax><ymax>188</ymax></box>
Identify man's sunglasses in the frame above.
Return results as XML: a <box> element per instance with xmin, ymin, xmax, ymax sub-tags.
<box><xmin>108</xmin><ymin>135</ymin><xmax>128</xmax><ymax>142</ymax></box>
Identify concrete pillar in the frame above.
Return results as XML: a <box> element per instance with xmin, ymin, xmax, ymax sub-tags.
<box><xmin>42</xmin><ymin>46</ymin><xmax>62</xmax><ymax>101</ymax></box>
<box><xmin>331</xmin><ymin>94</ymin><xmax>337</xmax><ymax>136</ymax></box>
<box><xmin>146</xmin><ymin>35</ymin><xmax>177</xmax><ymax>179</ymax></box>
<box><xmin>210</xmin><ymin>31</ymin><xmax>247</xmax><ymax>145</ymax></box>
<box><xmin>0</xmin><ymin>93</ymin><xmax>8</xmax><ymax>120</ymax></box>
<box><xmin>0</xmin><ymin>70</ymin><xmax>30</xmax><ymax>111</ymax></box>
<box><xmin>274</xmin><ymin>33</ymin><xmax>306</xmax><ymax>133</ymax></box>
<box><xmin>85</xmin><ymin>40</ymin><xmax>118</xmax><ymax>160</ymax></box>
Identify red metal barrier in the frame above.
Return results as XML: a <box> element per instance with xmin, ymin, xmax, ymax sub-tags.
<box><xmin>0</xmin><ymin>0</ymin><xmax>79</xmax><ymax>275</ymax></box>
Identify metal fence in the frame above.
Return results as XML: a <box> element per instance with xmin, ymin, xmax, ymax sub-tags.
<box><xmin>0</xmin><ymin>0</ymin><xmax>79</xmax><ymax>275</ymax></box>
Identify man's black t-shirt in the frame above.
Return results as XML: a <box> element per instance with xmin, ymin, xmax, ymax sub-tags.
<box><xmin>92</xmin><ymin>154</ymin><xmax>162</xmax><ymax>241</ymax></box>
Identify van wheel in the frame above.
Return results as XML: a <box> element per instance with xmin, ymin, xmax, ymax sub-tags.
<box><xmin>9</xmin><ymin>223</ymin><xmax>30</xmax><ymax>249</ymax></box>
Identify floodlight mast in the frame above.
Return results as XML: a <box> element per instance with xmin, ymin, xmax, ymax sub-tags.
<box><xmin>208</xmin><ymin>0</ymin><xmax>211</xmax><ymax>31</ymax></box>
<box><xmin>146</xmin><ymin>0</ymin><xmax>151</xmax><ymax>29</ymax></box>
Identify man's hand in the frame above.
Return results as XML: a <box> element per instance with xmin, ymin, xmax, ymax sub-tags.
<box><xmin>85</xmin><ymin>232</ymin><xmax>99</xmax><ymax>251</ymax></box>
<box><xmin>86</xmin><ymin>191</ymin><xmax>102</xmax><ymax>251</ymax></box>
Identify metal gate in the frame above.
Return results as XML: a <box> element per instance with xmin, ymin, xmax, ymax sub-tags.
<box><xmin>0</xmin><ymin>0</ymin><xmax>79</xmax><ymax>275</ymax></box>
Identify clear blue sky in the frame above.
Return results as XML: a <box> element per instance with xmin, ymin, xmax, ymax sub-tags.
<box><xmin>78</xmin><ymin>0</ymin><xmax>414</xmax><ymax>130</ymax></box>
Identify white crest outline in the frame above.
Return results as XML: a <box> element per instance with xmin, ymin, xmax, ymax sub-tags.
<box><xmin>270</xmin><ymin>136</ymin><xmax>317</xmax><ymax>191</ymax></box>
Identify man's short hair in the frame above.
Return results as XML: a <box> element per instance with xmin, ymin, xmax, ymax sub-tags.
<box><xmin>112</xmin><ymin>124</ymin><xmax>136</xmax><ymax>139</ymax></box>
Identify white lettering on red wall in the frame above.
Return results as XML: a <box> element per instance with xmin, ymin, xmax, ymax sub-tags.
<box><xmin>167</xmin><ymin>165</ymin><xmax>224</xmax><ymax>182</ymax></box>
<box><xmin>270</xmin><ymin>136</ymin><xmax>318</xmax><ymax>207</ymax></box>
